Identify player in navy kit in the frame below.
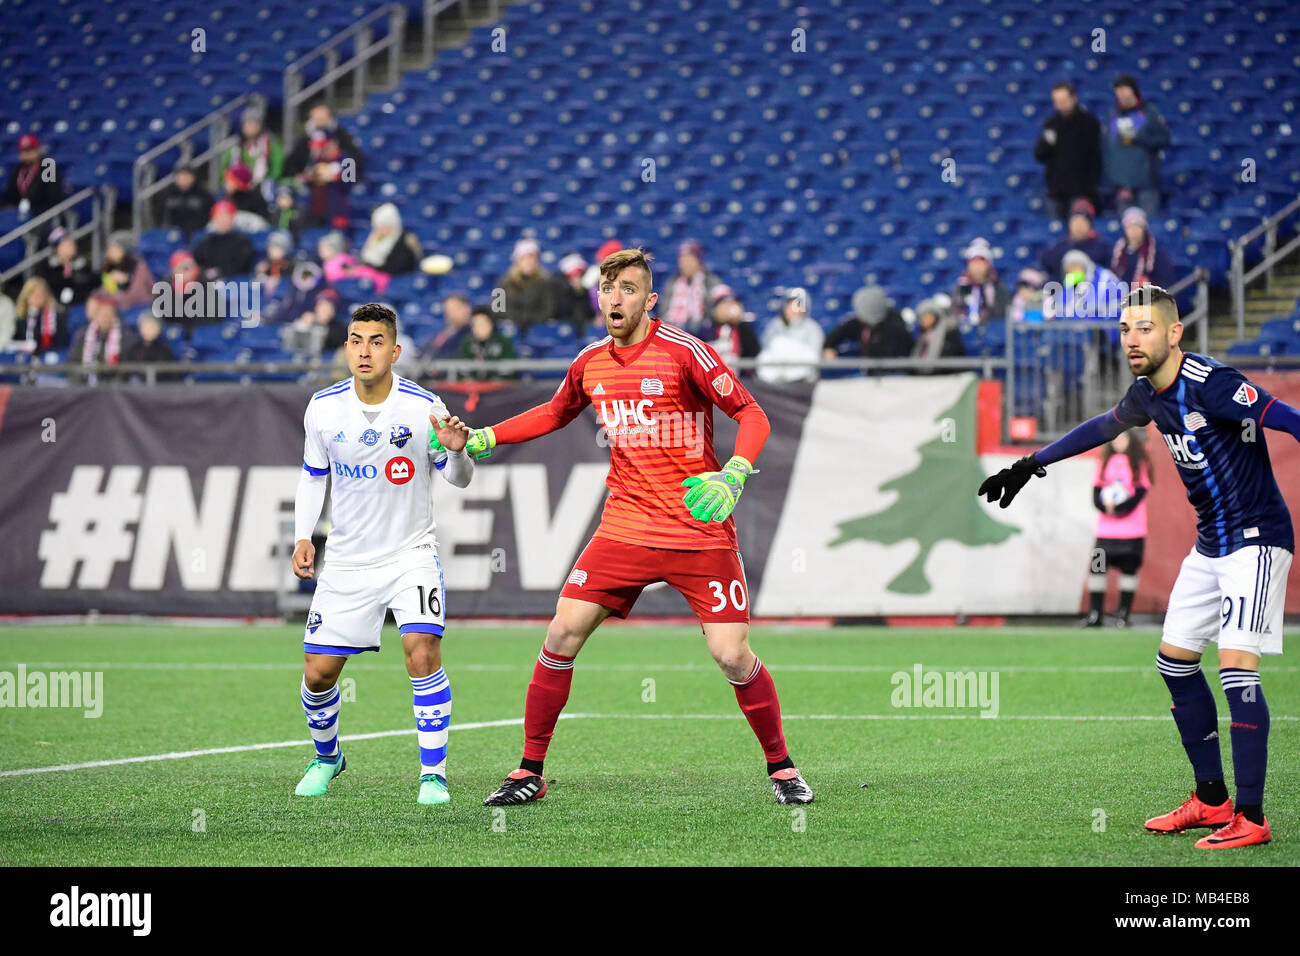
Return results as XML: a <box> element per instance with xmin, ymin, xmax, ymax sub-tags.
<box><xmin>979</xmin><ymin>285</ymin><xmax>1300</xmax><ymax>848</ymax></box>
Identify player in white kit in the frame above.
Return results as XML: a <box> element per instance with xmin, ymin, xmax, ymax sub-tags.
<box><xmin>291</xmin><ymin>303</ymin><xmax>473</xmax><ymax>805</ymax></box>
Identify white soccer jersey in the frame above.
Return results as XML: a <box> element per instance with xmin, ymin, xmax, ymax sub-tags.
<box><xmin>302</xmin><ymin>374</ymin><xmax>463</xmax><ymax>569</ymax></box>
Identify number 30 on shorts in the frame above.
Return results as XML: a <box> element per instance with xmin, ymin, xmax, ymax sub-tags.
<box><xmin>708</xmin><ymin>579</ymin><xmax>748</xmax><ymax>612</ymax></box>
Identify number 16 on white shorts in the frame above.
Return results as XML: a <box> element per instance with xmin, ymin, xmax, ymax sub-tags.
<box><xmin>1162</xmin><ymin>545</ymin><xmax>1292</xmax><ymax>657</ymax></box>
<box><xmin>304</xmin><ymin>552</ymin><xmax>446</xmax><ymax>655</ymax></box>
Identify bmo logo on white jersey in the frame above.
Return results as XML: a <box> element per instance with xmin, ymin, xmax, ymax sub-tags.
<box><xmin>334</xmin><ymin>461</ymin><xmax>379</xmax><ymax>479</ymax></box>
<box><xmin>385</xmin><ymin>456</ymin><xmax>415</xmax><ymax>485</ymax></box>
<box><xmin>598</xmin><ymin>399</ymin><xmax>656</xmax><ymax>428</ymax></box>
<box><xmin>1163</xmin><ymin>433</ymin><xmax>1208</xmax><ymax>470</ymax></box>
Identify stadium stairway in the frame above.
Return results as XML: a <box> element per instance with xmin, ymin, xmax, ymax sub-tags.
<box><xmin>1214</xmin><ymin>254</ymin><xmax>1300</xmax><ymax>358</ymax></box>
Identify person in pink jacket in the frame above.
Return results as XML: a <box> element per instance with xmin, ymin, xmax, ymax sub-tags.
<box><xmin>1085</xmin><ymin>428</ymin><xmax>1153</xmax><ymax>627</ymax></box>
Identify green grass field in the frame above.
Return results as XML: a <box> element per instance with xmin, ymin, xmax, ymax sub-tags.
<box><xmin>0</xmin><ymin>623</ymin><xmax>1295</xmax><ymax>866</ymax></box>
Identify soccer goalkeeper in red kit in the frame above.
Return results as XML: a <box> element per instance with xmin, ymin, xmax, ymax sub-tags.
<box><xmin>444</xmin><ymin>247</ymin><xmax>813</xmax><ymax>807</ymax></box>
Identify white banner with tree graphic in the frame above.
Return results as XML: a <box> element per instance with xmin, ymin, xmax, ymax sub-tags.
<box><xmin>755</xmin><ymin>374</ymin><xmax>1099</xmax><ymax>616</ymax></box>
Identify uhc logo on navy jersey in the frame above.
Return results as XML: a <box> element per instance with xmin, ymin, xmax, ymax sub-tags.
<box><xmin>389</xmin><ymin>424</ymin><xmax>412</xmax><ymax>448</ymax></box>
<box><xmin>359</xmin><ymin>428</ymin><xmax>381</xmax><ymax>446</ymax></box>
<box><xmin>1163</xmin><ymin>433</ymin><xmax>1208</xmax><ymax>470</ymax></box>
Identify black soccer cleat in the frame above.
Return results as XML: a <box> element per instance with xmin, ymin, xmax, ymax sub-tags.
<box><xmin>483</xmin><ymin>769</ymin><xmax>547</xmax><ymax>806</ymax></box>
<box><xmin>771</xmin><ymin>768</ymin><xmax>814</xmax><ymax>805</ymax></box>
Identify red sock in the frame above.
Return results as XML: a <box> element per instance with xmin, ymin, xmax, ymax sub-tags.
<box><xmin>522</xmin><ymin>646</ymin><xmax>575</xmax><ymax>763</ymax></box>
<box><xmin>731</xmin><ymin>658</ymin><xmax>789</xmax><ymax>764</ymax></box>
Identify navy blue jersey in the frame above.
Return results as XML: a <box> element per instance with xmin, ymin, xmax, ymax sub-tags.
<box><xmin>1113</xmin><ymin>352</ymin><xmax>1293</xmax><ymax>556</ymax></box>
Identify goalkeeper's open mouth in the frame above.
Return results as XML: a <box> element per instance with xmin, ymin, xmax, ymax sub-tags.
<box><xmin>608</xmin><ymin>308</ymin><xmax>626</xmax><ymax>329</ymax></box>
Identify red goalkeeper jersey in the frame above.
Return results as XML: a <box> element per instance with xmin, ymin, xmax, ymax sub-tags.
<box><xmin>493</xmin><ymin>319</ymin><xmax>770</xmax><ymax>550</ymax></box>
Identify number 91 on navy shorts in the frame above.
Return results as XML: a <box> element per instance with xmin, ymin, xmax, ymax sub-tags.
<box><xmin>560</xmin><ymin>537</ymin><xmax>751</xmax><ymax>623</ymax></box>
<box><xmin>304</xmin><ymin>550</ymin><xmax>446</xmax><ymax>655</ymax></box>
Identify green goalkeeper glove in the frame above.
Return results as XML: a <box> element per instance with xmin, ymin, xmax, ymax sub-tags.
<box><xmin>681</xmin><ymin>455</ymin><xmax>754</xmax><ymax>523</ymax></box>
<box><xmin>429</xmin><ymin>421</ymin><xmax>447</xmax><ymax>453</ymax></box>
<box><xmin>465</xmin><ymin>426</ymin><xmax>496</xmax><ymax>460</ymax></box>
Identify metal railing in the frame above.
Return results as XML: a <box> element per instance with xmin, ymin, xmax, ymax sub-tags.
<box><xmin>282</xmin><ymin>5</ymin><xmax>407</xmax><ymax>144</ymax></box>
<box><xmin>131</xmin><ymin>94</ymin><xmax>255</xmax><ymax>237</ymax></box>
<box><xmin>0</xmin><ymin>186</ymin><xmax>116</xmax><ymax>285</ymax></box>
<box><xmin>1229</xmin><ymin>193</ymin><xmax>1300</xmax><ymax>339</ymax></box>
<box><xmin>0</xmin><ymin>355</ymin><xmax>1008</xmax><ymax>388</ymax></box>
<box><xmin>1006</xmin><ymin>267</ymin><xmax>1210</xmax><ymax>441</ymax></box>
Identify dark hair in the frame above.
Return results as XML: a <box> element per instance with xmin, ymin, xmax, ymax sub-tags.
<box><xmin>1113</xmin><ymin>74</ymin><xmax>1140</xmax><ymax>96</ymax></box>
<box><xmin>1101</xmin><ymin>428</ymin><xmax>1155</xmax><ymax>488</ymax></box>
<box><xmin>1124</xmin><ymin>283</ymin><xmax>1178</xmax><ymax>320</ymax></box>
<box><xmin>348</xmin><ymin>302</ymin><xmax>398</xmax><ymax>339</ymax></box>
<box><xmin>470</xmin><ymin>305</ymin><xmax>493</xmax><ymax>322</ymax></box>
<box><xmin>1051</xmin><ymin>80</ymin><xmax>1076</xmax><ymax>95</ymax></box>
<box><xmin>600</xmin><ymin>247</ymin><xmax>654</xmax><ymax>291</ymax></box>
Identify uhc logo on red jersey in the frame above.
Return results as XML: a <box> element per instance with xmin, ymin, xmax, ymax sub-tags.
<box><xmin>1233</xmin><ymin>383</ymin><xmax>1258</xmax><ymax>407</ymax></box>
<box><xmin>711</xmin><ymin>373</ymin><xmax>734</xmax><ymax>397</ymax></box>
<box><xmin>386</xmin><ymin>456</ymin><xmax>415</xmax><ymax>485</ymax></box>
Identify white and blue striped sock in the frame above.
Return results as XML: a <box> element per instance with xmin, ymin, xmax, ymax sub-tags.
<box><xmin>301</xmin><ymin>679</ymin><xmax>341</xmax><ymax>759</ymax></box>
<box><xmin>412</xmin><ymin>669</ymin><xmax>452</xmax><ymax>779</ymax></box>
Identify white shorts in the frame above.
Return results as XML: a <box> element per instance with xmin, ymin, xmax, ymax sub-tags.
<box><xmin>304</xmin><ymin>548</ymin><xmax>446</xmax><ymax>655</ymax></box>
<box><xmin>1162</xmin><ymin>545</ymin><xmax>1291</xmax><ymax>658</ymax></box>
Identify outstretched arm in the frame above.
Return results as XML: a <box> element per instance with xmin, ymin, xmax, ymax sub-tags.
<box><xmin>463</xmin><ymin>356</ymin><xmax>593</xmax><ymax>459</ymax></box>
<box><xmin>1033</xmin><ymin>409</ymin><xmax>1129</xmax><ymax>467</ymax></box>
<box><xmin>1262</xmin><ymin>398</ymin><xmax>1300</xmax><ymax>442</ymax></box>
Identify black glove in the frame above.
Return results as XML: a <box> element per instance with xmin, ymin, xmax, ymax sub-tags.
<box><xmin>978</xmin><ymin>455</ymin><xmax>1045</xmax><ymax>509</ymax></box>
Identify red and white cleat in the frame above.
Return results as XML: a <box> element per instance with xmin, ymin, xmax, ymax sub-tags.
<box><xmin>1144</xmin><ymin>791</ymin><xmax>1234</xmax><ymax>833</ymax></box>
<box><xmin>1194</xmin><ymin>813</ymin><xmax>1271</xmax><ymax>849</ymax></box>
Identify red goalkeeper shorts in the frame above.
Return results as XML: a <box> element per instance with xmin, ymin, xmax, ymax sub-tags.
<box><xmin>559</xmin><ymin>536</ymin><xmax>751</xmax><ymax>623</ymax></box>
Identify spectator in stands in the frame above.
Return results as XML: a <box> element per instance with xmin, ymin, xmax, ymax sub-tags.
<box><xmin>911</xmin><ymin>295</ymin><xmax>965</xmax><ymax>365</ymax></box>
<box><xmin>1038</xmin><ymin>199</ymin><xmax>1112</xmax><ymax>278</ymax></box>
<box><xmin>255</xmin><ymin>230</ymin><xmax>295</xmax><ymax>292</ymax></box>
<box><xmin>1033</xmin><ymin>81</ymin><xmax>1103</xmax><ymax>220</ymax></box>
<box><xmin>72</xmin><ymin>292</ymin><xmax>138</xmax><ymax>377</ymax></box>
<box><xmin>951</xmin><ymin>237</ymin><xmax>1009</xmax><ymax>328</ymax></box>
<box><xmin>271</xmin><ymin>183</ymin><xmax>302</xmax><ymax>239</ymax></box>
<box><xmin>283</xmin><ymin>103</ymin><xmax>365</xmax><ymax>230</ymax></box>
<box><xmin>98</xmin><ymin>231</ymin><xmax>155</xmax><ymax>310</ymax></box>
<box><xmin>496</xmin><ymin>238</ymin><xmax>557</xmax><ymax>331</ymax></box>
<box><xmin>222</xmin><ymin>162</ymin><xmax>271</xmax><ymax>231</ymax></box>
<box><xmin>37</xmin><ymin>227</ymin><xmax>96</xmax><ymax>306</ymax></box>
<box><xmin>125</xmin><ymin>314</ymin><xmax>176</xmax><ymax>364</ymax></box>
<box><xmin>703</xmin><ymin>285</ymin><xmax>761</xmax><ymax>366</ymax></box>
<box><xmin>825</xmin><ymin>284</ymin><xmax>914</xmax><ymax>361</ymax></box>
<box><xmin>1053</xmin><ymin>250</ymin><xmax>1126</xmax><ymax>320</ymax></box>
<box><xmin>557</xmin><ymin>253</ymin><xmax>596</xmax><ymax>331</ymax></box>
<box><xmin>315</xmin><ymin>230</ymin><xmax>389</xmax><ymax>292</ymax></box>
<box><xmin>424</xmin><ymin>292</ymin><xmax>474</xmax><ymax>360</ymax></box>
<box><xmin>460</xmin><ymin>306</ymin><xmax>517</xmax><ymax>381</ymax></box>
<box><xmin>658</xmin><ymin>239</ymin><xmax>721</xmax><ymax>331</ymax></box>
<box><xmin>221</xmin><ymin>103</ymin><xmax>283</xmax><ymax>206</ymax></box>
<box><xmin>193</xmin><ymin>201</ymin><xmax>256</xmax><ymax>280</ymax></box>
<box><xmin>283</xmin><ymin>288</ymin><xmax>346</xmax><ymax>357</ymax></box>
<box><xmin>1103</xmin><ymin>74</ymin><xmax>1170</xmax><ymax>217</ymax></box>
<box><xmin>359</xmin><ymin>203</ymin><xmax>422</xmax><ymax>277</ymax></box>
<box><xmin>154</xmin><ymin>163</ymin><xmax>214</xmax><ymax>237</ymax></box>
<box><xmin>1110</xmin><ymin>206</ymin><xmax>1175</xmax><ymax>290</ymax></box>
<box><xmin>758</xmin><ymin>287</ymin><xmax>824</xmax><ymax>384</ymax></box>
<box><xmin>11</xmin><ymin>276</ymin><xmax>68</xmax><ymax>356</ymax></box>
<box><xmin>1008</xmin><ymin>268</ymin><xmax>1048</xmax><ymax>322</ymax></box>
<box><xmin>3</xmin><ymin>133</ymin><xmax>65</xmax><ymax>224</ymax></box>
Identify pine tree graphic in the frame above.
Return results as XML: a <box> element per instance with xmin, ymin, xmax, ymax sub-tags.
<box><xmin>828</xmin><ymin>380</ymin><xmax>1019</xmax><ymax>594</ymax></box>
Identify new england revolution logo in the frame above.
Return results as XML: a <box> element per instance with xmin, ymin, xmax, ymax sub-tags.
<box><xmin>389</xmin><ymin>424</ymin><xmax>412</xmax><ymax>448</ymax></box>
<box><xmin>306</xmin><ymin>611</ymin><xmax>323</xmax><ymax>634</ymax></box>
<box><xmin>359</xmin><ymin>428</ymin><xmax>381</xmax><ymax>446</ymax></box>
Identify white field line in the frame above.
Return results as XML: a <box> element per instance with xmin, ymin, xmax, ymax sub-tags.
<box><xmin>4</xmin><ymin>660</ymin><xmax>1297</xmax><ymax>674</ymax></box>
<box><xmin>2</xmin><ymin>712</ymin><xmax>1296</xmax><ymax>778</ymax></box>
